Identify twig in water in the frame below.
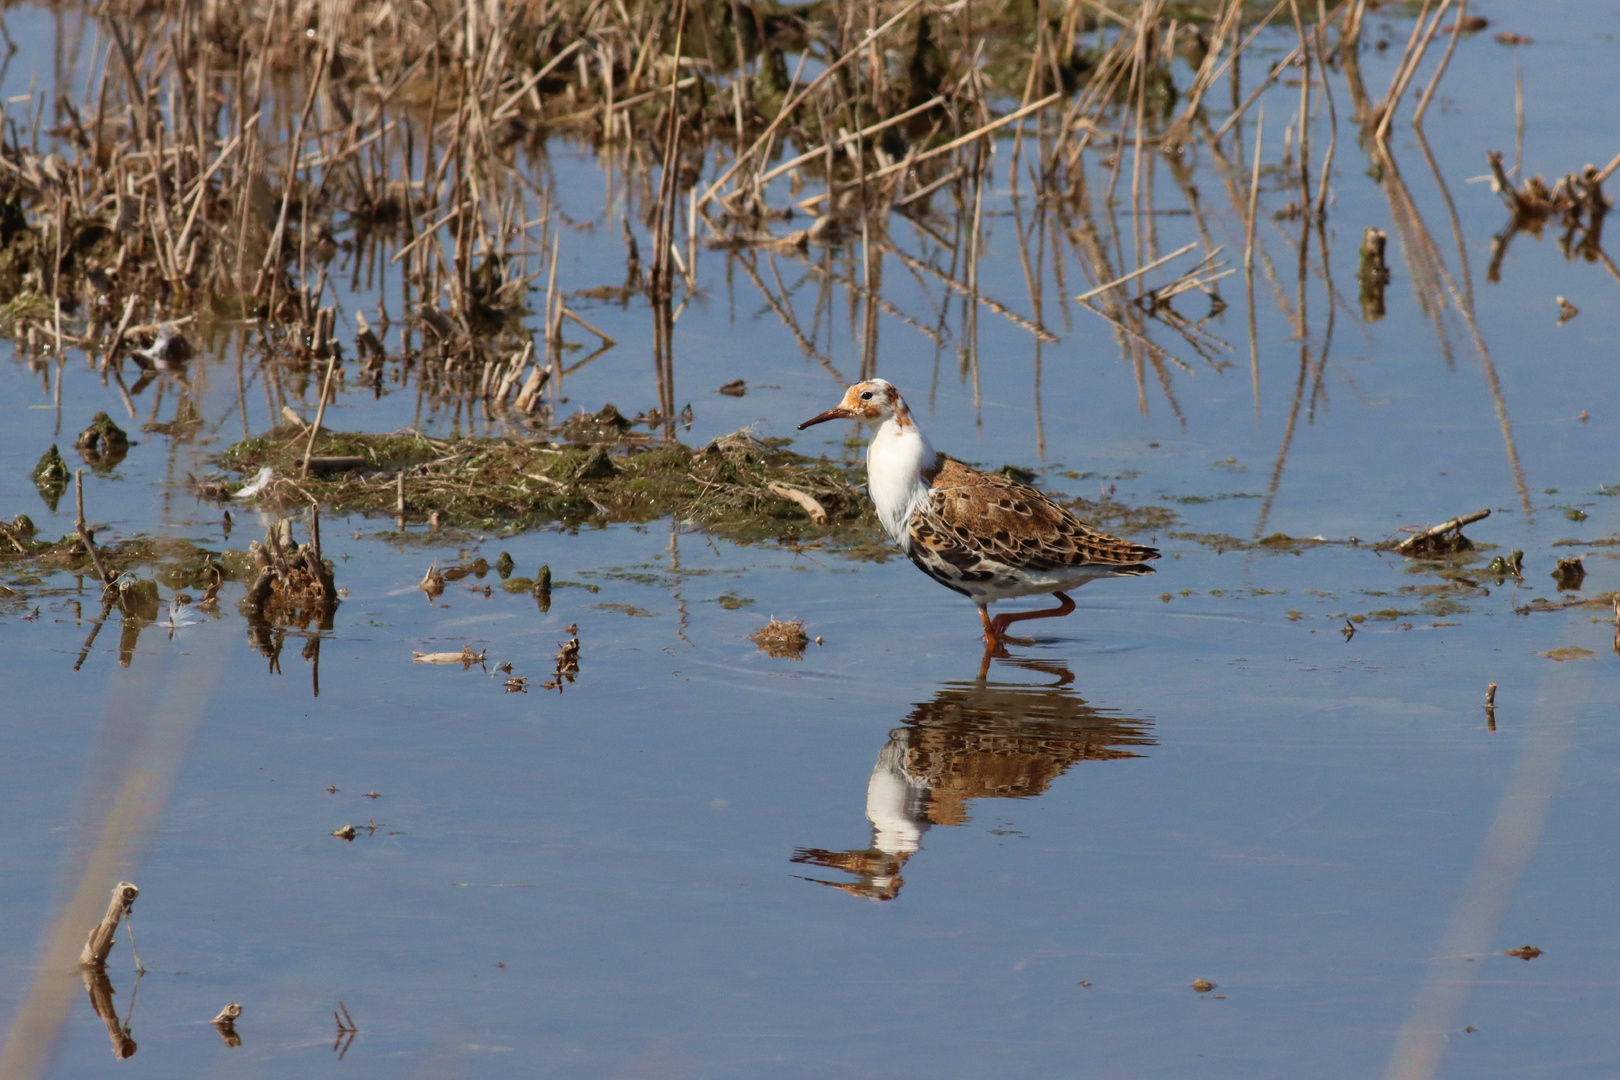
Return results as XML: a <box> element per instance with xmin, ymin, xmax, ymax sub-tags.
<box><xmin>1394</xmin><ymin>508</ymin><xmax>1491</xmax><ymax>555</ymax></box>
<box><xmin>333</xmin><ymin>1000</ymin><xmax>357</xmax><ymax>1058</ymax></box>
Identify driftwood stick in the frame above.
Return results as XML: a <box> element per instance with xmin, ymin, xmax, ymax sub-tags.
<box><xmin>766</xmin><ymin>482</ymin><xmax>828</xmax><ymax>525</ymax></box>
<box><xmin>1395</xmin><ymin>508</ymin><xmax>1491</xmax><ymax>554</ymax></box>
<box><xmin>80</xmin><ymin>881</ymin><xmax>139</xmax><ymax>967</ymax></box>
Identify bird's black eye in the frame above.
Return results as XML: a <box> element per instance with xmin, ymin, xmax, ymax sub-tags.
<box><xmin>859</xmin><ymin>391</ymin><xmax>874</xmax><ymax>401</ymax></box>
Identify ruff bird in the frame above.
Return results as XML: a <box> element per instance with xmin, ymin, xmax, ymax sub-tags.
<box><xmin>799</xmin><ymin>379</ymin><xmax>1158</xmax><ymax>648</ymax></box>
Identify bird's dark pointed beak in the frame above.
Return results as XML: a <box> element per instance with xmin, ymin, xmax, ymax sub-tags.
<box><xmin>798</xmin><ymin>406</ymin><xmax>853</xmax><ymax>430</ymax></box>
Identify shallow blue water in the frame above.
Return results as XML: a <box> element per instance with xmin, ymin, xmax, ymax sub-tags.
<box><xmin>5</xmin><ymin>3</ymin><xmax>1620</xmax><ymax>1077</ymax></box>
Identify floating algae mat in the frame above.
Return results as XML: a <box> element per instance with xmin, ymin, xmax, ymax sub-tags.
<box><xmin>219</xmin><ymin>418</ymin><xmax>882</xmax><ymax>546</ymax></box>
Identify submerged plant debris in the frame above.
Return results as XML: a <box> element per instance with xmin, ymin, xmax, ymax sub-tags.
<box><xmin>751</xmin><ymin>617</ymin><xmax>811</xmax><ymax>659</ymax></box>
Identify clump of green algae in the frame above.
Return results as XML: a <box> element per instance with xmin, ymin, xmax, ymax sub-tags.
<box><xmin>219</xmin><ymin>417</ymin><xmax>882</xmax><ymax>549</ymax></box>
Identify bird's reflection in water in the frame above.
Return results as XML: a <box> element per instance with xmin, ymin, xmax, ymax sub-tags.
<box><xmin>792</xmin><ymin>654</ymin><xmax>1155</xmax><ymax>901</ymax></box>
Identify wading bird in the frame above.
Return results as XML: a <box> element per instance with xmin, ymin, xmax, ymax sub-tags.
<box><xmin>799</xmin><ymin>379</ymin><xmax>1158</xmax><ymax>649</ymax></box>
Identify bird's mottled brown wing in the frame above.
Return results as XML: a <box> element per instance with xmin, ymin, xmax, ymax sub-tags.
<box><xmin>913</xmin><ymin>457</ymin><xmax>1159</xmax><ymax>573</ymax></box>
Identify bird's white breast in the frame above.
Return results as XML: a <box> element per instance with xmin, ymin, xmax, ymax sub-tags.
<box><xmin>865</xmin><ymin>418</ymin><xmax>934</xmax><ymax>551</ymax></box>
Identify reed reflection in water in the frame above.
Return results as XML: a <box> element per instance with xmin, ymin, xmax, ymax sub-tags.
<box><xmin>793</xmin><ymin>656</ymin><xmax>1154</xmax><ymax>902</ymax></box>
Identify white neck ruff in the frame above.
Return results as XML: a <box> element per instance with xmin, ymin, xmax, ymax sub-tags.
<box><xmin>865</xmin><ymin>415</ymin><xmax>935</xmax><ymax>551</ymax></box>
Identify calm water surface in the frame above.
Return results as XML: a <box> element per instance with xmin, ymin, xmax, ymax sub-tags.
<box><xmin>5</xmin><ymin>3</ymin><xmax>1620</xmax><ymax>1077</ymax></box>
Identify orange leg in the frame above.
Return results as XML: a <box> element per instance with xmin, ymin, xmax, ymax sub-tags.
<box><xmin>985</xmin><ymin>591</ymin><xmax>1077</xmax><ymax>646</ymax></box>
<box><xmin>978</xmin><ymin>604</ymin><xmax>1001</xmax><ymax>651</ymax></box>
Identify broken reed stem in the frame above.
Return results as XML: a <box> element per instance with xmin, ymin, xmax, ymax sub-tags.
<box><xmin>1582</xmin><ymin>140</ymin><xmax>1620</xmax><ymax>186</ymax></box>
<box><xmin>559</xmin><ymin>306</ymin><xmax>616</xmax><ymax>346</ymax></box>
<box><xmin>1200</xmin><ymin>0</ymin><xmax>1289</xmax><ymax>111</ymax></box>
<box><xmin>51</xmin><ymin>192</ymin><xmax>63</xmax><ymax>359</ymax></box>
<box><xmin>257</xmin><ymin>44</ymin><xmax>330</xmax><ymax>301</ymax></box>
<box><xmin>1245</xmin><ymin>102</ymin><xmax>1265</xmax><ymax>420</ymax></box>
<box><xmin>74</xmin><ymin>470</ymin><xmax>113</xmax><ymax>586</ymax></box>
<box><xmin>1412</xmin><ymin>0</ymin><xmax>1466</xmax><ymax>126</ymax></box>
<box><xmin>301</xmin><ymin>349</ymin><xmax>340</xmax><ymax>479</ymax></box>
<box><xmin>1311</xmin><ymin>8</ymin><xmax>1339</xmax><ymax>221</ymax></box>
<box><xmin>698</xmin><ymin>0</ymin><xmax>926</xmax><ymax>207</ymax></box>
<box><xmin>1212</xmin><ymin>34</ymin><xmax>1303</xmax><ymax>143</ymax></box>
<box><xmin>1077</xmin><ymin>241</ymin><xmax>1200</xmax><ymax>301</ymax></box>
<box><xmin>1394</xmin><ymin>508</ymin><xmax>1491</xmax><ymax>554</ymax></box>
<box><xmin>490</xmin><ymin>38</ymin><xmax>585</xmax><ymax>122</ymax></box>
<box><xmin>758</xmin><ymin>95</ymin><xmax>944</xmax><ymax>186</ymax></box>
<box><xmin>865</xmin><ymin>92</ymin><xmax>1063</xmax><ymax>188</ymax></box>
<box><xmin>103</xmin><ymin>295</ymin><xmax>138</xmax><ymax>373</ymax></box>
<box><xmin>1374</xmin><ymin>0</ymin><xmax>1452</xmax><ymax>143</ymax></box>
<box><xmin>80</xmin><ymin>881</ymin><xmax>139</xmax><ymax>968</ymax></box>
<box><xmin>1513</xmin><ymin>62</ymin><xmax>1525</xmax><ymax>181</ymax></box>
<box><xmin>1212</xmin><ymin>0</ymin><xmax>1347</xmax><ymax>147</ymax></box>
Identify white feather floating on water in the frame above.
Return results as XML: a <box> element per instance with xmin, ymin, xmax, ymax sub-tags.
<box><xmin>234</xmin><ymin>466</ymin><xmax>273</xmax><ymax>499</ymax></box>
<box><xmin>162</xmin><ymin>598</ymin><xmax>201</xmax><ymax>631</ymax></box>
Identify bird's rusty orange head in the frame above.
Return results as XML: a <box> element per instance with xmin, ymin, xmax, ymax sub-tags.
<box><xmin>798</xmin><ymin>379</ymin><xmax>912</xmax><ymax>429</ymax></box>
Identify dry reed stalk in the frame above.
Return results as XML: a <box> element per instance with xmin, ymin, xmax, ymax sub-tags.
<box><xmin>301</xmin><ymin>348</ymin><xmax>340</xmax><ymax>479</ymax></box>
<box><xmin>1076</xmin><ymin>241</ymin><xmax>1201</xmax><ymax>301</ymax></box>
<box><xmin>1162</xmin><ymin>0</ymin><xmax>1248</xmax><ymax>148</ymax></box>
<box><xmin>74</xmin><ymin>470</ymin><xmax>113</xmax><ymax>587</ymax></box>
<box><xmin>759</xmin><ymin>96</ymin><xmax>943</xmax><ymax>186</ymax></box>
<box><xmin>1373</xmin><ymin>0</ymin><xmax>1453</xmax><ymax>142</ymax></box>
<box><xmin>1212</xmin><ymin>0</ymin><xmax>1348</xmax><ymax>145</ymax></box>
<box><xmin>697</xmin><ymin>0</ymin><xmax>924</xmax><ymax>208</ymax></box>
<box><xmin>1246</xmin><ymin>103</ymin><xmax>1265</xmax><ymax>420</ymax></box>
<box><xmin>1413</xmin><ymin>0</ymin><xmax>1466</xmax><ymax>126</ymax></box>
